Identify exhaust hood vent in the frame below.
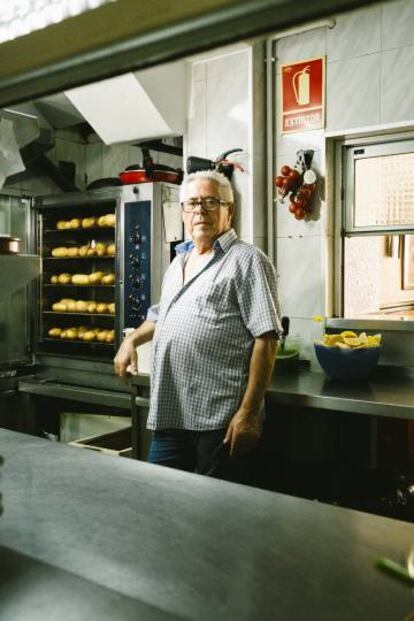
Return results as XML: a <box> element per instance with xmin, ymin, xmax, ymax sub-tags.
<box><xmin>65</xmin><ymin>61</ymin><xmax>186</xmax><ymax>145</ymax></box>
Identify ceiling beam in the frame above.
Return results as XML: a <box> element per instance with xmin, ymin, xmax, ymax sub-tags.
<box><xmin>0</xmin><ymin>0</ymin><xmax>381</xmax><ymax>108</ymax></box>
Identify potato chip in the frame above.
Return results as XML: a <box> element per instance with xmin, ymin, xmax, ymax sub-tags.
<box><xmin>343</xmin><ymin>336</ymin><xmax>361</xmax><ymax>347</ymax></box>
<box><xmin>319</xmin><ymin>331</ymin><xmax>382</xmax><ymax>350</ymax></box>
<box><xmin>341</xmin><ymin>330</ymin><xmax>357</xmax><ymax>339</ymax></box>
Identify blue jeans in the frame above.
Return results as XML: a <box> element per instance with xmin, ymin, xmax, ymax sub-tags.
<box><xmin>148</xmin><ymin>429</ymin><xmax>255</xmax><ymax>484</ymax></box>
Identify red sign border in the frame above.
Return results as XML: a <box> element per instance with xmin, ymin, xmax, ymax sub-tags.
<box><xmin>279</xmin><ymin>55</ymin><xmax>326</xmax><ymax>134</ymax></box>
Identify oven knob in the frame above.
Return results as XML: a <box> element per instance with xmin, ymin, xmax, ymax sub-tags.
<box><xmin>129</xmin><ymin>256</ymin><xmax>140</xmax><ymax>267</ymax></box>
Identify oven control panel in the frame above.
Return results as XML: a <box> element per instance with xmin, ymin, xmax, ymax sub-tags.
<box><xmin>123</xmin><ymin>201</ymin><xmax>151</xmax><ymax>326</ymax></box>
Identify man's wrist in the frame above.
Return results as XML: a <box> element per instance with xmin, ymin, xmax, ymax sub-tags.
<box><xmin>238</xmin><ymin>404</ymin><xmax>260</xmax><ymax>418</ymax></box>
<box><xmin>125</xmin><ymin>332</ymin><xmax>140</xmax><ymax>348</ymax></box>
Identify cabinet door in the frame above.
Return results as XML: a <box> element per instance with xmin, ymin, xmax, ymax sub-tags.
<box><xmin>0</xmin><ymin>194</ymin><xmax>33</xmax><ymax>366</ymax></box>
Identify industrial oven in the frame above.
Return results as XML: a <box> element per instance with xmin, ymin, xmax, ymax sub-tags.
<box><xmin>33</xmin><ymin>182</ymin><xmax>182</xmax><ymax>362</ymax></box>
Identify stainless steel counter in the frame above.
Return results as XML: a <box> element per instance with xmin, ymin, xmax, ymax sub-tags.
<box><xmin>2</xmin><ymin>428</ymin><xmax>414</xmax><ymax>620</ymax></box>
<box><xmin>0</xmin><ymin>544</ymin><xmax>176</xmax><ymax>621</ymax></box>
<box><xmin>132</xmin><ymin>368</ymin><xmax>414</xmax><ymax>420</ymax></box>
<box><xmin>267</xmin><ymin>368</ymin><xmax>414</xmax><ymax>420</ymax></box>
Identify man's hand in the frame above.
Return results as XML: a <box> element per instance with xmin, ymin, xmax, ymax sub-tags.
<box><xmin>114</xmin><ymin>336</ymin><xmax>138</xmax><ymax>382</ymax></box>
<box><xmin>223</xmin><ymin>408</ymin><xmax>261</xmax><ymax>457</ymax></box>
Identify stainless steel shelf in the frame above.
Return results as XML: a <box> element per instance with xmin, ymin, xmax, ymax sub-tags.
<box><xmin>43</xmin><ymin>284</ymin><xmax>115</xmax><ymax>288</ymax></box>
<box><xmin>43</xmin><ymin>337</ymin><xmax>114</xmax><ymax>346</ymax></box>
<box><xmin>43</xmin><ymin>311</ymin><xmax>115</xmax><ymax>318</ymax></box>
<box><xmin>44</xmin><ymin>256</ymin><xmax>115</xmax><ymax>260</ymax></box>
<box><xmin>44</xmin><ymin>227</ymin><xmax>115</xmax><ymax>234</ymax></box>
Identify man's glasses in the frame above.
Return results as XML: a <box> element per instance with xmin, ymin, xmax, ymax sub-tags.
<box><xmin>181</xmin><ymin>197</ymin><xmax>229</xmax><ymax>213</ymax></box>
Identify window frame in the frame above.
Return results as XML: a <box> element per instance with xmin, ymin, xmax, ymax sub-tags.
<box><xmin>344</xmin><ymin>137</ymin><xmax>414</xmax><ymax>235</ymax></box>
<box><xmin>329</xmin><ymin>132</ymin><xmax>414</xmax><ymax>330</ymax></box>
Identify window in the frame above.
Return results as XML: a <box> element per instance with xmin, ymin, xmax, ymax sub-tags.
<box><xmin>341</xmin><ymin>137</ymin><xmax>414</xmax><ymax>322</ymax></box>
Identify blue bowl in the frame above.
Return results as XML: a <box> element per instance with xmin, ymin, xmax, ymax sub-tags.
<box><xmin>314</xmin><ymin>343</ymin><xmax>381</xmax><ymax>381</ymax></box>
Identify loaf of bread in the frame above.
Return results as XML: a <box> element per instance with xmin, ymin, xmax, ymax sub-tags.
<box><xmin>60</xmin><ymin>298</ymin><xmax>76</xmax><ymax>305</ymax></box>
<box><xmin>71</xmin><ymin>274</ymin><xmax>89</xmax><ymax>285</ymax></box>
<box><xmin>82</xmin><ymin>217</ymin><xmax>96</xmax><ymax>229</ymax></box>
<box><xmin>50</xmin><ymin>275</ymin><xmax>58</xmax><ymax>284</ymax></box>
<box><xmin>88</xmin><ymin>271</ymin><xmax>104</xmax><ymax>285</ymax></box>
<box><xmin>78</xmin><ymin>245</ymin><xmax>89</xmax><ymax>257</ymax></box>
<box><xmin>56</xmin><ymin>220</ymin><xmax>67</xmax><ymax>230</ymax></box>
<box><xmin>104</xmin><ymin>213</ymin><xmax>116</xmax><ymax>227</ymax></box>
<box><xmin>58</xmin><ymin>273</ymin><xmax>72</xmax><ymax>284</ymax></box>
<box><xmin>69</xmin><ymin>218</ymin><xmax>81</xmax><ymax>229</ymax></box>
<box><xmin>75</xmin><ymin>300</ymin><xmax>88</xmax><ymax>312</ymax></box>
<box><xmin>86</xmin><ymin>247</ymin><xmax>96</xmax><ymax>257</ymax></box>
<box><xmin>48</xmin><ymin>327</ymin><xmax>62</xmax><ymax>337</ymax></box>
<box><xmin>106</xmin><ymin>329</ymin><xmax>115</xmax><ymax>343</ymax></box>
<box><xmin>108</xmin><ymin>302</ymin><xmax>115</xmax><ymax>314</ymax></box>
<box><xmin>82</xmin><ymin>330</ymin><xmax>96</xmax><ymax>342</ymax></box>
<box><xmin>107</xmin><ymin>243</ymin><xmax>115</xmax><ymax>256</ymax></box>
<box><xmin>95</xmin><ymin>243</ymin><xmax>106</xmax><ymax>257</ymax></box>
<box><xmin>101</xmin><ymin>273</ymin><xmax>115</xmax><ymax>285</ymax></box>
<box><xmin>52</xmin><ymin>247</ymin><xmax>68</xmax><ymax>258</ymax></box>
<box><xmin>96</xmin><ymin>303</ymin><xmax>108</xmax><ymax>314</ymax></box>
<box><xmin>65</xmin><ymin>328</ymin><xmax>78</xmax><ymax>339</ymax></box>
<box><xmin>66</xmin><ymin>247</ymin><xmax>79</xmax><ymax>258</ymax></box>
<box><xmin>52</xmin><ymin>302</ymin><xmax>67</xmax><ymax>312</ymax></box>
<box><xmin>96</xmin><ymin>329</ymin><xmax>109</xmax><ymax>342</ymax></box>
<box><xmin>87</xmin><ymin>301</ymin><xmax>97</xmax><ymax>313</ymax></box>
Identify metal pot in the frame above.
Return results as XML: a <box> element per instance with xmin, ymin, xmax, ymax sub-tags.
<box><xmin>0</xmin><ymin>235</ymin><xmax>20</xmax><ymax>255</ymax></box>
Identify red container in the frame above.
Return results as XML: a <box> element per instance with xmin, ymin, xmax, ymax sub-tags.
<box><xmin>119</xmin><ymin>166</ymin><xmax>181</xmax><ymax>185</ymax></box>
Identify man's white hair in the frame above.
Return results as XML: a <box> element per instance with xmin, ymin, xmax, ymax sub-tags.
<box><xmin>179</xmin><ymin>170</ymin><xmax>234</xmax><ymax>203</ymax></box>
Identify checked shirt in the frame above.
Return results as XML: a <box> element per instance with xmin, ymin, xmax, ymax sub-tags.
<box><xmin>146</xmin><ymin>228</ymin><xmax>282</xmax><ymax>431</ymax></box>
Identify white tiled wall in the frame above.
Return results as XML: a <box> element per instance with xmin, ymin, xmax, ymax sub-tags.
<box><xmin>273</xmin><ymin>0</ymin><xmax>414</xmax><ymax>367</ymax></box>
<box><xmin>185</xmin><ymin>46</ymin><xmax>260</xmax><ymax>243</ymax></box>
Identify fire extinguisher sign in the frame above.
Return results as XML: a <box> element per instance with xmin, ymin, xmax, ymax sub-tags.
<box><xmin>280</xmin><ymin>56</ymin><xmax>325</xmax><ymax>133</ymax></box>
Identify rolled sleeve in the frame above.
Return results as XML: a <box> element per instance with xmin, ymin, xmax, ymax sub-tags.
<box><xmin>237</xmin><ymin>253</ymin><xmax>282</xmax><ymax>338</ymax></box>
<box><xmin>146</xmin><ymin>303</ymin><xmax>160</xmax><ymax>323</ymax></box>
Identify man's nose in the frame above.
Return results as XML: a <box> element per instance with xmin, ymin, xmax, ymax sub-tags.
<box><xmin>192</xmin><ymin>201</ymin><xmax>208</xmax><ymax>213</ymax></box>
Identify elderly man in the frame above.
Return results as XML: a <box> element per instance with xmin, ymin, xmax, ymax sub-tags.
<box><xmin>114</xmin><ymin>170</ymin><xmax>281</xmax><ymax>482</ymax></box>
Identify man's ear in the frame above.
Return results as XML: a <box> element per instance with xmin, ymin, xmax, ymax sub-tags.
<box><xmin>228</xmin><ymin>203</ymin><xmax>235</xmax><ymax>223</ymax></box>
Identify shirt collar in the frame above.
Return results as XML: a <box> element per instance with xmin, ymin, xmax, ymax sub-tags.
<box><xmin>175</xmin><ymin>228</ymin><xmax>238</xmax><ymax>256</ymax></box>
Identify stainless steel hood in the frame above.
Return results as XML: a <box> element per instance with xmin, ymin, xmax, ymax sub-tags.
<box><xmin>64</xmin><ymin>60</ymin><xmax>186</xmax><ymax>145</ymax></box>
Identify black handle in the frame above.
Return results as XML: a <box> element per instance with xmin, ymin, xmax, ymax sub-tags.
<box><xmin>216</xmin><ymin>148</ymin><xmax>243</xmax><ymax>161</ymax></box>
<box><xmin>141</xmin><ymin>148</ymin><xmax>154</xmax><ymax>177</ymax></box>
<box><xmin>281</xmin><ymin>316</ymin><xmax>290</xmax><ymax>338</ymax></box>
<box><xmin>186</xmin><ymin>156</ymin><xmax>215</xmax><ymax>174</ymax></box>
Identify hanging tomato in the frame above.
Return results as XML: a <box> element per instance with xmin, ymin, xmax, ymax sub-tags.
<box><xmin>274</xmin><ymin>149</ymin><xmax>317</xmax><ymax>221</ymax></box>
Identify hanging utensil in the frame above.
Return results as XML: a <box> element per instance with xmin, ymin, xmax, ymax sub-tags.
<box><xmin>280</xmin><ymin>316</ymin><xmax>290</xmax><ymax>353</ymax></box>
